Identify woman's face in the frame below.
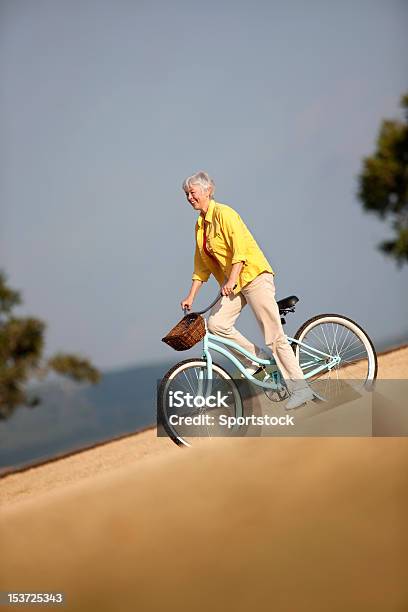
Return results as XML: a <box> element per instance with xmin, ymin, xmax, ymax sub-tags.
<box><xmin>184</xmin><ymin>183</ymin><xmax>210</xmax><ymax>211</ymax></box>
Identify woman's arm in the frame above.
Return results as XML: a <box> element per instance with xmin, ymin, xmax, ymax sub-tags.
<box><xmin>181</xmin><ymin>279</ymin><xmax>203</xmax><ymax>311</ymax></box>
<box><xmin>181</xmin><ymin>235</ymin><xmax>213</xmax><ymax>311</ymax></box>
<box><xmin>222</xmin><ymin>261</ymin><xmax>244</xmax><ymax>296</ymax></box>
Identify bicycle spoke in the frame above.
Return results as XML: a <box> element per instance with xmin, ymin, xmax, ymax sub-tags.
<box><xmin>296</xmin><ymin>316</ymin><xmax>377</xmax><ymax>402</ymax></box>
<box><xmin>160</xmin><ymin>360</ymin><xmax>245</xmax><ymax>447</ymax></box>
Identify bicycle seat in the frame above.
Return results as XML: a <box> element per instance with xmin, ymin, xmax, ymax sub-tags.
<box><xmin>277</xmin><ymin>295</ymin><xmax>299</xmax><ymax>313</ymax></box>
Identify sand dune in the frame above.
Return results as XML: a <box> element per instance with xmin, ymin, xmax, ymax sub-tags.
<box><xmin>0</xmin><ymin>346</ymin><xmax>407</xmax><ymax>611</ymax></box>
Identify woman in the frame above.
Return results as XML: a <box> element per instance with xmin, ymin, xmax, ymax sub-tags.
<box><xmin>180</xmin><ymin>171</ymin><xmax>314</xmax><ymax>410</ymax></box>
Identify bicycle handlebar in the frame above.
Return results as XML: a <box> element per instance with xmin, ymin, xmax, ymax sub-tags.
<box><xmin>183</xmin><ymin>284</ymin><xmax>237</xmax><ymax>316</ymax></box>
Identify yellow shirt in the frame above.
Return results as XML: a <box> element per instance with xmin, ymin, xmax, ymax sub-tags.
<box><xmin>192</xmin><ymin>199</ymin><xmax>274</xmax><ymax>295</ymax></box>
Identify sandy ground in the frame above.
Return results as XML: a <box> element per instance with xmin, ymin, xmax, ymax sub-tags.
<box><xmin>375</xmin><ymin>344</ymin><xmax>408</xmax><ymax>378</ymax></box>
<box><xmin>0</xmin><ymin>346</ymin><xmax>407</xmax><ymax>611</ymax></box>
<box><xmin>2</xmin><ymin>346</ymin><xmax>406</xmax><ymax>506</ymax></box>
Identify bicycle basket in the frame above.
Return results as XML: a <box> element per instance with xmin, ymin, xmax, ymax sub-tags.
<box><xmin>162</xmin><ymin>312</ymin><xmax>206</xmax><ymax>351</ymax></box>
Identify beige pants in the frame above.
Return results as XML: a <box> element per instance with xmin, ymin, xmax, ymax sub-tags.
<box><xmin>208</xmin><ymin>272</ymin><xmax>306</xmax><ymax>390</ymax></box>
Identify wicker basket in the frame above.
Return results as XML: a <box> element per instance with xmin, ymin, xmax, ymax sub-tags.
<box><xmin>162</xmin><ymin>313</ymin><xmax>206</xmax><ymax>351</ymax></box>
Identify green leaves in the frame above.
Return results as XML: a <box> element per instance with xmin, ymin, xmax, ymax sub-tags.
<box><xmin>357</xmin><ymin>92</ymin><xmax>408</xmax><ymax>265</ymax></box>
<box><xmin>0</xmin><ymin>270</ymin><xmax>22</xmax><ymax>317</ymax></box>
<box><xmin>0</xmin><ymin>317</ymin><xmax>45</xmax><ymax>366</ymax></box>
<box><xmin>47</xmin><ymin>353</ymin><xmax>101</xmax><ymax>384</ymax></box>
<box><xmin>0</xmin><ymin>271</ymin><xmax>100</xmax><ymax>419</ymax></box>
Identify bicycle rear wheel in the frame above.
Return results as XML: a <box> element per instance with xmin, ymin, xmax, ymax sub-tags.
<box><xmin>157</xmin><ymin>358</ymin><xmax>244</xmax><ymax>447</ymax></box>
<box><xmin>293</xmin><ymin>314</ymin><xmax>377</xmax><ymax>400</ymax></box>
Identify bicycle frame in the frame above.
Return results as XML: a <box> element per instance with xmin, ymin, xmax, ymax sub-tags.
<box><xmin>200</xmin><ymin>318</ymin><xmax>339</xmax><ymax>390</ymax></box>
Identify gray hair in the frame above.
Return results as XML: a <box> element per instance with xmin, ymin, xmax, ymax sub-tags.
<box><xmin>182</xmin><ymin>171</ymin><xmax>215</xmax><ymax>197</ymax></box>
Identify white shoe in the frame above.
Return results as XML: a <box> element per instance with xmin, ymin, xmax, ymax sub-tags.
<box><xmin>285</xmin><ymin>385</ymin><xmax>315</xmax><ymax>410</ymax></box>
<box><xmin>240</xmin><ymin>365</ymin><xmax>265</xmax><ymax>379</ymax></box>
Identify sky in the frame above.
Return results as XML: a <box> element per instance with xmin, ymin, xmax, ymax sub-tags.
<box><xmin>1</xmin><ymin>0</ymin><xmax>407</xmax><ymax>371</ymax></box>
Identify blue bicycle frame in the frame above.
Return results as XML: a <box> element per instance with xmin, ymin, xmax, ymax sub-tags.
<box><xmin>200</xmin><ymin>319</ymin><xmax>339</xmax><ymax>390</ymax></box>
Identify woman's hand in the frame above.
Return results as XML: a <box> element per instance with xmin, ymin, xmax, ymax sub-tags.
<box><xmin>181</xmin><ymin>296</ymin><xmax>194</xmax><ymax>311</ymax></box>
<box><xmin>222</xmin><ymin>263</ymin><xmax>243</xmax><ymax>296</ymax></box>
<box><xmin>221</xmin><ymin>280</ymin><xmax>236</xmax><ymax>296</ymax></box>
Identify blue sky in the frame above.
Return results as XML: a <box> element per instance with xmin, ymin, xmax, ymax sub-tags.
<box><xmin>1</xmin><ymin>0</ymin><xmax>407</xmax><ymax>370</ymax></box>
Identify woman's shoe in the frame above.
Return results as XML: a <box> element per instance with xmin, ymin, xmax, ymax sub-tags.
<box><xmin>240</xmin><ymin>365</ymin><xmax>266</xmax><ymax>380</ymax></box>
<box><xmin>285</xmin><ymin>385</ymin><xmax>314</xmax><ymax>410</ymax></box>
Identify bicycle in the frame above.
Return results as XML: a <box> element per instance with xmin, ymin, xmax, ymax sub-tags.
<box><xmin>158</xmin><ymin>290</ymin><xmax>378</xmax><ymax>447</ymax></box>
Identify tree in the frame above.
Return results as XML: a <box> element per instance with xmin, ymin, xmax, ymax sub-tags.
<box><xmin>357</xmin><ymin>92</ymin><xmax>408</xmax><ymax>265</ymax></box>
<box><xmin>0</xmin><ymin>270</ymin><xmax>101</xmax><ymax>419</ymax></box>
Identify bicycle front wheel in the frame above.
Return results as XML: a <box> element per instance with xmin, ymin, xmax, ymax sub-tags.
<box><xmin>293</xmin><ymin>314</ymin><xmax>378</xmax><ymax>400</ymax></box>
<box><xmin>157</xmin><ymin>359</ymin><xmax>244</xmax><ymax>448</ymax></box>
